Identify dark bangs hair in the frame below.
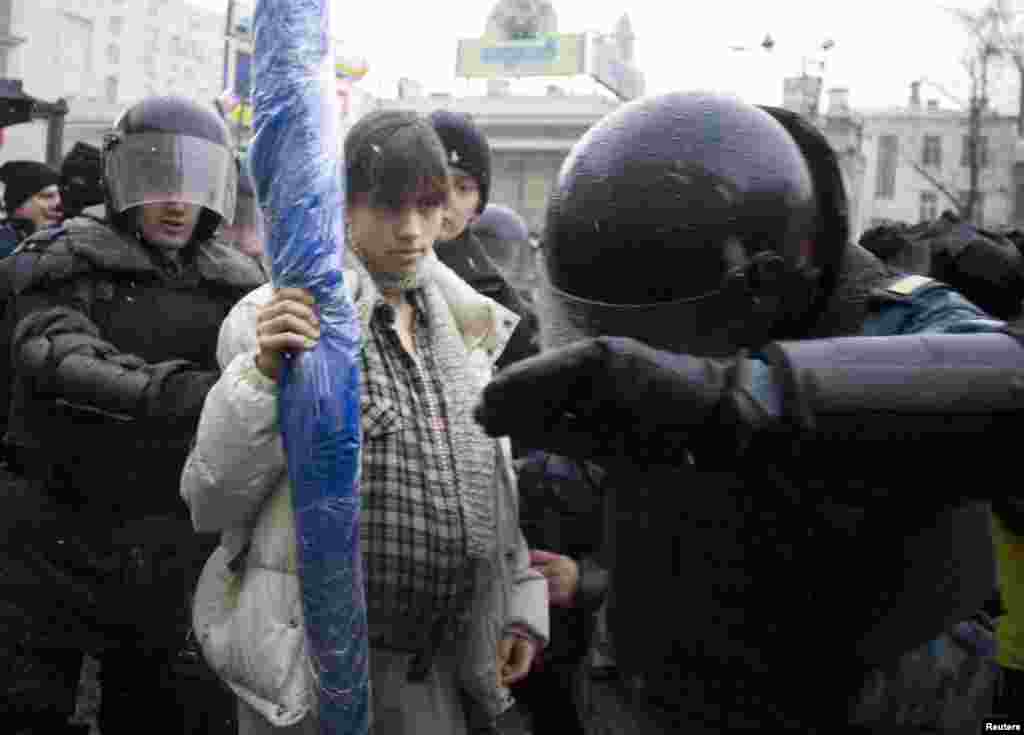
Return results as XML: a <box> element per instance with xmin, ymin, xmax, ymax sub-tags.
<box><xmin>344</xmin><ymin>110</ymin><xmax>450</xmax><ymax>211</ymax></box>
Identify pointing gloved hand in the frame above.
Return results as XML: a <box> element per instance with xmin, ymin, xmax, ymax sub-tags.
<box><xmin>474</xmin><ymin>336</ymin><xmax>770</xmax><ymax>464</ymax></box>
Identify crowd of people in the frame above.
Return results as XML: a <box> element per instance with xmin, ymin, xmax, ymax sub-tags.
<box><xmin>1</xmin><ymin>68</ymin><xmax>1024</xmax><ymax>735</ymax></box>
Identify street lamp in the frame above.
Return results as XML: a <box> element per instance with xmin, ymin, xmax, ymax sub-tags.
<box><xmin>728</xmin><ymin>33</ymin><xmax>776</xmax><ymax>53</ymax></box>
<box><xmin>728</xmin><ymin>36</ymin><xmax>835</xmax><ymax>75</ymax></box>
<box><xmin>800</xmin><ymin>38</ymin><xmax>836</xmax><ymax>76</ymax></box>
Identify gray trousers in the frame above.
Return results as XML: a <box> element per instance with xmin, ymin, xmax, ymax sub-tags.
<box><xmin>237</xmin><ymin>647</ymin><xmax>469</xmax><ymax>735</ymax></box>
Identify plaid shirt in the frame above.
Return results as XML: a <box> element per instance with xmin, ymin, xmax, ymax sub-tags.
<box><xmin>359</xmin><ymin>292</ymin><xmax>474</xmax><ymax>652</ymax></box>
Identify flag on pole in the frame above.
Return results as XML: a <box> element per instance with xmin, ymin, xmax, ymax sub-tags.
<box><xmin>249</xmin><ymin>1</ymin><xmax>368</xmax><ymax>732</ymax></box>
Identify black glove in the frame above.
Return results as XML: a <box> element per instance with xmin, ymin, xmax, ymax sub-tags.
<box><xmin>474</xmin><ymin>336</ymin><xmax>763</xmax><ymax>464</ymax></box>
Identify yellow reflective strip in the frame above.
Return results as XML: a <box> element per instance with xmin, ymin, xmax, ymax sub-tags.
<box><xmin>887</xmin><ymin>274</ymin><xmax>933</xmax><ymax>295</ymax></box>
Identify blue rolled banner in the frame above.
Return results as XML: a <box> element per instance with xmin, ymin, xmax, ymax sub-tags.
<box><xmin>249</xmin><ymin>1</ymin><xmax>368</xmax><ymax>733</ymax></box>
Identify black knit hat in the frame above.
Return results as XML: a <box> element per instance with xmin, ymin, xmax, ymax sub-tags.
<box><xmin>427</xmin><ymin>109</ymin><xmax>491</xmax><ymax>213</ymax></box>
<box><xmin>0</xmin><ymin>160</ymin><xmax>60</xmax><ymax>214</ymax></box>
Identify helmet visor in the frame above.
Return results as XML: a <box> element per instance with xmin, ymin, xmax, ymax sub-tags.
<box><xmin>104</xmin><ymin>132</ymin><xmax>237</xmax><ymax>224</ymax></box>
<box><xmin>536</xmin><ymin>277</ymin><xmax>748</xmax><ymax>358</ymax></box>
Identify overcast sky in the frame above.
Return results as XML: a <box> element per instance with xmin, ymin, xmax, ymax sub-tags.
<box><xmin>190</xmin><ymin>0</ymin><xmax>1018</xmax><ymax>113</ymax></box>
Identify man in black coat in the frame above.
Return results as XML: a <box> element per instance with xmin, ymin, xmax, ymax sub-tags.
<box><xmin>0</xmin><ymin>96</ymin><xmax>265</xmax><ymax>735</ymax></box>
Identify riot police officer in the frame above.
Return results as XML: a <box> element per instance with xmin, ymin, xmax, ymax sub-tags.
<box><xmin>0</xmin><ymin>95</ymin><xmax>265</xmax><ymax>734</ymax></box>
<box><xmin>475</xmin><ymin>92</ymin><xmax>1014</xmax><ymax>734</ymax></box>
<box><xmin>471</xmin><ymin>203</ymin><xmax>540</xmax><ymax>306</ymax></box>
<box><xmin>858</xmin><ymin>211</ymin><xmax>1024</xmax><ymax>321</ymax></box>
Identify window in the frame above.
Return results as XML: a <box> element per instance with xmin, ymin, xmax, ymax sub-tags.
<box><xmin>919</xmin><ymin>191</ymin><xmax>938</xmax><ymax>222</ymax></box>
<box><xmin>922</xmin><ymin>135</ymin><xmax>942</xmax><ymax>167</ymax></box>
<box><xmin>0</xmin><ymin>0</ymin><xmax>12</xmax><ymax>33</ymax></box>
<box><xmin>875</xmin><ymin>134</ymin><xmax>898</xmax><ymax>200</ymax></box>
<box><xmin>106</xmin><ymin>43</ymin><xmax>119</xmax><ymax>65</ymax></box>
<box><xmin>109</xmin><ymin>16</ymin><xmax>123</xmax><ymax>36</ymax></box>
<box><xmin>59</xmin><ymin>13</ymin><xmax>94</xmax><ymax>99</ymax></box>
<box><xmin>961</xmin><ymin>135</ymin><xmax>989</xmax><ymax>168</ymax></box>
<box><xmin>105</xmin><ymin>75</ymin><xmax>118</xmax><ymax>104</ymax></box>
<box><xmin>959</xmin><ymin>190</ymin><xmax>986</xmax><ymax>225</ymax></box>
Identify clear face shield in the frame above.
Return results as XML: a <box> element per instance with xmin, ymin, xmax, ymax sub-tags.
<box><xmin>103</xmin><ymin>132</ymin><xmax>237</xmax><ymax>224</ymax></box>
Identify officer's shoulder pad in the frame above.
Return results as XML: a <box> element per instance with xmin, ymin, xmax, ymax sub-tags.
<box><xmin>16</xmin><ymin>224</ymin><xmax>68</xmax><ymax>253</ymax></box>
<box><xmin>868</xmin><ymin>274</ymin><xmax>942</xmax><ymax>305</ymax></box>
<box><xmin>10</xmin><ymin>226</ymin><xmax>90</xmax><ymax>293</ymax></box>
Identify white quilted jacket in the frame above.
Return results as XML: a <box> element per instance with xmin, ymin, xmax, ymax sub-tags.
<box><xmin>181</xmin><ymin>259</ymin><xmax>549</xmax><ymax>728</ymax></box>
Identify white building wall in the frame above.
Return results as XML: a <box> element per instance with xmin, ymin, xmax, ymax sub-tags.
<box><xmin>381</xmin><ymin>92</ymin><xmax>618</xmax><ymax>233</ymax></box>
<box><xmin>857</xmin><ymin>110</ymin><xmax>1018</xmax><ymax>232</ymax></box>
<box><xmin>2</xmin><ymin>0</ymin><xmax>227</xmax><ymax>161</ymax></box>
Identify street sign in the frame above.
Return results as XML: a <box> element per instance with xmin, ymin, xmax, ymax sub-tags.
<box><xmin>456</xmin><ymin>33</ymin><xmax>586</xmax><ymax>78</ymax></box>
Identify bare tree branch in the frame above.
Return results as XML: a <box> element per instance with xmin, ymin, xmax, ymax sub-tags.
<box><xmin>904</xmin><ymin>156</ymin><xmax>966</xmax><ymax>215</ymax></box>
<box><xmin>921</xmin><ymin>3</ymin><xmax>1002</xmax><ymax>221</ymax></box>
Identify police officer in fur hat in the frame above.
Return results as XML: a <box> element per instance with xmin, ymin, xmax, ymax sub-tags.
<box><xmin>475</xmin><ymin>92</ymin><xmax>1015</xmax><ymax>734</ymax></box>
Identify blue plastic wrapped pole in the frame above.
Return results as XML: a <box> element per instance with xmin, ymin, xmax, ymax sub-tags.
<box><xmin>248</xmin><ymin>1</ymin><xmax>368</xmax><ymax>733</ymax></box>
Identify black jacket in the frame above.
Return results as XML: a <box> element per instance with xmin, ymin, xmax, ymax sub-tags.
<box><xmin>0</xmin><ymin>217</ymin><xmax>264</xmax><ymax>655</ymax></box>
<box><xmin>584</xmin><ymin>244</ymin><xmax>998</xmax><ymax>730</ymax></box>
<box><xmin>6</xmin><ymin>217</ymin><xmax>266</xmax><ymax>520</ymax></box>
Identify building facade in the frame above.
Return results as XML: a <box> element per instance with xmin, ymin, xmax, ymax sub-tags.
<box><xmin>810</xmin><ymin>83</ymin><xmax>1023</xmax><ymax>238</ymax></box>
<box><xmin>857</xmin><ymin>105</ymin><xmax>1019</xmax><ymax>233</ymax></box>
<box><xmin>382</xmin><ymin>87</ymin><xmax>619</xmax><ymax>233</ymax></box>
<box><xmin>1</xmin><ymin>0</ymin><xmax>226</xmax><ymax>160</ymax></box>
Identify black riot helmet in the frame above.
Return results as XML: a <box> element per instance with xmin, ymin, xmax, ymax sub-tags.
<box><xmin>102</xmin><ymin>95</ymin><xmax>237</xmax><ymax>243</ymax></box>
<box><xmin>540</xmin><ymin>91</ymin><xmax>846</xmax><ymax>356</ymax></box>
<box><xmin>471</xmin><ymin>203</ymin><xmax>537</xmax><ymax>293</ymax></box>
